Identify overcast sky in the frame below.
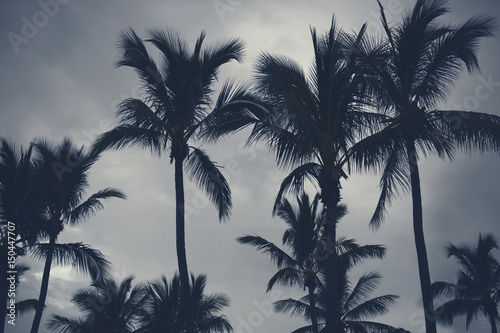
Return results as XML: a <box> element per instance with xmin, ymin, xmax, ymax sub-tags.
<box><xmin>1</xmin><ymin>1</ymin><xmax>500</xmax><ymax>332</ymax></box>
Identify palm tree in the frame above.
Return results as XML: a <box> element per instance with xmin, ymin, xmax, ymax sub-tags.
<box><xmin>273</xmin><ymin>267</ymin><xmax>403</xmax><ymax>332</ymax></box>
<box><xmin>238</xmin><ymin>193</ymin><xmax>324</xmax><ymax>333</ymax></box>
<box><xmin>92</xmin><ymin>27</ymin><xmax>265</xmax><ymax>333</ymax></box>
<box><xmin>433</xmin><ymin>233</ymin><xmax>500</xmax><ymax>333</ymax></box>
<box><xmin>204</xmin><ymin>18</ymin><xmax>386</xmax><ymax>333</ymax></box>
<box><xmin>139</xmin><ymin>273</ymin><xmax>232</xmax><ymax>333</ymax></box>
<box><xmin>29</xmin><ymin>138</ymin><xmax>123</xmax><ymax>333</ymax></box>
<box><xmin>238</xmin><ymin>193</ymin><xmax>386</xmax><ymax>333</ymax></box>
<box><xmin>0</xmin><ymin>138</ymin><xmax>44</xmax><ymax>331</ymax></box>
<box><xmin>47</xmin><ymin>275</ymin><xmax>149</xmax><ymax>333</ymax></box>
<box><xmin>352</xmin><ymin>2</ymin><xmax>499</xmax><ymax>332</ymax></box>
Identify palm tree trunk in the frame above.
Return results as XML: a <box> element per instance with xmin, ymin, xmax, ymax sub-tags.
<box><xmin>307</xmin><ymin>284</ymin><xmax>320</xmax><ymax>333</ymax></box>
<box><xmin>489</xmin><ymin>312</ymin><xmax>498</xmax><ymax>333</ymax></box>
<box><xmin>174</xmin><ymin>156</ymin><xmax>196</xmax><ymax>333</ymax></box>
<box><xmin>406</xmin><ymin>140</ymin><xmax>437</xmax><ymax>333</ymax></box>
<box><xmin>30</xmin><ymin>236</ymin><xmax>56</xmax><ymax>333</ymax></box>
<box><xmin>321</xmin><ymin>168</ymin><xmax>340</xmax><ymax>333</ymax></box>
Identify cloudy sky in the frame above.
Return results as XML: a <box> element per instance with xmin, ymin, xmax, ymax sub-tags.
<box><xmin>1</xmin><ymin>0</ymin><xmax>500</xmax><ymax>332</ymax></box>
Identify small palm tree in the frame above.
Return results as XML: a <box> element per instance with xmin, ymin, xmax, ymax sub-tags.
<box><xmin>433</xmin><ymin>233</ymin><xmax>500</xmax><ymax>333</ymax></box>
<box><xmin>139</xmin><ymin>273</ymin><xmax>232</xmax><ymax>333</ymax></box>
<box><xmin>352</xmin><ymin>2</ymin><xmax>499</xmax><ymax>332</ymax></box>
<box><xmin>29</xmin><ymin>138</ymin><xmax>123</xmax><ymax>333</ymax></box>
<box><xmin>274</xmin><ymin>269</ymin><xmax>404</xmax><ymax>333</ymax></box>
<box><xmin>238</xmin><ymin>193</ymin><xmax>386</xmax><ymax>333</ymax></box>
<box><xmin>205</xmin><ymin>18</ymin><xmax>387</xmax><ymax>333</ymax></box>
<box><xmin>47</xmin><ymin>275</ymin><xmax>149</xmax><ymax>333</ymax></box>
<box><xmin>93</xmin><ymin>27</ymin><xmax>265</xmax><ymax>333</ymax></box>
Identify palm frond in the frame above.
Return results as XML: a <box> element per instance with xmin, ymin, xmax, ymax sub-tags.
<box><xmin>16</xmin><ymin>299</ymin><xmax>40</xmax><ymax>317</ymax></box>
<box><xmin>185</xmin><ymin>147</ymin><xmax>231</xmax><ymax>222</ymax></box>
<box><xmin>236</xmin><ymin>235</ymin><xmax>297</xmax><ymax>269</ymax></box>
<box><xmin>31</xmin><ymin>242</ymin><xmax>112</xmax><ymax>281</ymax></box>
<box><xmin>266</xmin><ymin>267</ymin><xmax>303</xmax><ymax>292</ymax></box>
<box><xmin>92</xmin><ymin>125</ymin><xmax>167</xmax><ymax>156</ymax></box>
<box><xmin>68</xmin><ymin>187</ymin><xmax>126</xmax><ymax>225</ymax></box>
<box><xmin>273</xmin><ymin>163</ymin><xmax>322</xmax><ymax>214</ymax></box>
<box><xmin>46</xmin><ymin>315</ymin><xmax>89</xmax><ymax>333</ymax></box>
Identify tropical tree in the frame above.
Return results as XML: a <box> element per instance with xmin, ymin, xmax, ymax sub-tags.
<box><xmin>273</xmin><ymin>258</ymin><xmax>403</xmax><ymax>332</ymax></box>
<box><xmin>0</xmin><ymin>138</ymin><xmax>44</xmax><ymax>331</ymax></box>
<box><xmin>92</xmin><ymin>27</ymin><xmax>266</xmax><ymax>333</ymax></box>
<box><xmin>433</xmin><ymin>233</ymin><xmax>500</xmax><ymax>333</ymax></box>
<box><xmin>29</xmin><ymin>138</ymin><xmax>122</xmax><ymax>333</ymax></box>
<box><xmin>139</xmin><ymin>273</ymin><xmax>232</xmax><ymax>333</ymax></box>
<box><xmin>203</xmin><ymin>17</ymin><xmax>387</xmax><ymax>333</ymax></box>
<box><xmin>352</xmin><ymin>2</ymin><xmax>499</xmax><ymax>332</ymax></box>
<box><xmin>47</xmin><ymin>275</ymin><xmax>149</xmax><ymax>333</ymax></box>
<box><xmin>238</xmin><ymin>193</ymin><xmax>387</xmax><ymax>333</ymax></box>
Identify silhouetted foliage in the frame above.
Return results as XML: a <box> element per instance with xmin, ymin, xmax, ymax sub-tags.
<box><xmin>352</xmin><ymin>2</ymin><xmax>499</xmax><ymax>332</ymax></box>
<box><xmin>433</xmin><ymin>233</ymin><xmax>500</xmax><ymax>332</ymax></box>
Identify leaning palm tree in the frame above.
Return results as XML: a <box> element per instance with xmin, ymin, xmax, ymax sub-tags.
<box><xmin>92</xmin><ymin>27</ymin><xmax>265</xmax><ymax>333</ymax></box>
<box><xmin>352</xmin><ymin>2</ymin><xmax>499</xmax><ymax>332</ymax></box>
<box><xmin>238</xmin><ymin>194</ymin><xmax>386</xmax><ymax>333</ymax></box>
<box><xmin>204</xmin><ymin>18</ymin><xmax>386</xmax><ymax>333</ymax></box>
<box><xmin>433</xmin><ymin>233</ymin><xmax>500</xmax><ymax>333</ymax></box>
<box><xmin>47</xmin><ymin>275</ymin><xmax>149</xmax><ymax>333</ymax></box>
<box><xmin>274</xmin><ymin>269</ymin><xmax>404</xmax><ymax>333</ymax></box>
<box><xmin>29</xmin><ymin>138</ymin><xmax>122</xmax><ymax>333</ymax></box>
<box><xmin>139</xmin><ymin>273</ymin><xmax>232</xmax><ymax>333</ymax></box>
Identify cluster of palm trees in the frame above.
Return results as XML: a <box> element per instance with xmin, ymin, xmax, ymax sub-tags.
<box><xmin>2</xmin><ymin>0</ymin><xmax>500</xmax><ymax>332</ymax></box>
<box><xmin>46</xmin><ymin>273</ymin><xmax>232</xmax><ymax>333</ymax></box>
<box><xmin>0</xmin><ymin>138</ymin><xmax>123</xmax><ymax>333</ymax></box>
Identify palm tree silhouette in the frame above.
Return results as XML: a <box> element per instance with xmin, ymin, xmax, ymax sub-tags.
<box><xmin>352</xmin><ymin>2</ymin><xmax>499</xmax><ymax>332</ymax></box>
<box><xmin>238</xmin><ymin>193</ymin><xmax>386</xmax><ymax>333</ymax></box>
<box><xmin>0</xmin><ymin>138</ymin><xmax>40</xmax><ymax>331</ymax></box>
<box><xmin>273</xmin><ymin>255</ymin><xmax>403</xmax><ymax>332</ymax></box>
<box><xmin>206</xmin><ymin>17</ymin><xmax>386</xmax><ymax>333</ymax></box>
<box><xmin>92</xmin><ymin>27</ymin><xmax>264</xmax><ymax>333</ymax></box>
<box><xmin>238</xmin><ymin>193</ymin><xmax>324</xmax><ymax>333</ymax></box>
<box><xmin>139</xmin><ymin>273</ymin><xmax>232</xmax><ymax>332</ymax></box>
<box><xmin>47</xmin><ymin>275</ymin><xmax>149</xmax><ymax>333</ymax></box>
<box><xmin>29</xmin><ymin>138</ymin><xmax>123</xmax><ymax>333</ymax></box>
<box><xmin>433</xmin><ymin>233</ymin><xmax>500</xmax><ymax>333</ymax></box>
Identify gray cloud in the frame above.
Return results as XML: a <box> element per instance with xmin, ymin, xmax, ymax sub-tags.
<box><xmin>1</xmin><ymin>1</ymin><xmax>500</xmax><ymax>332</ymax></box>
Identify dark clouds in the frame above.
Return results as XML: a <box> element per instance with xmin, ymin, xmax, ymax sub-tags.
<box><xmin>1</xmin><ymin>1</ymin><xmax>500</xmax><ymax>332</ymax></box>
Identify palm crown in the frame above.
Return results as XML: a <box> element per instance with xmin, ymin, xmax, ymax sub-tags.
<box><xmin>433</xmin><ymin>233</ymin><xmax>500</xmax><ymax>332</ymax></box>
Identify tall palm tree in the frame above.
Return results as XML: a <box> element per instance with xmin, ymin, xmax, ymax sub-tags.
<box><xmin>352</xmin><ymin>2</ymin><xmax>499</xmax><ymax>332</ymax></box>
<box><xmin>139</xmin><ymin>273</ymin><xmax>232</xmax><ymax>333</ymax></box>
<box><xmin>273</xmin><ymin>264</ymin><xmax>403</xmax><ymax>332</ymax></box>
<box><xmin>204</xmin><ymin>18</ymin><xmax>387</xmax><ymax>333</ymax></box>
<box><xmin>238</xmin><ymin>193</ymin><xmax>386</xmax><ymax>333</ymax></box>
<box><xmin>47</xmin><ymin>275</ymin><xmax>149</xmax><ymax>333</ymax></box>
<box><xmin>30</xmin><ymin>138</ymin><xmax>122</xmax><ymax>333</ymax></box>
<box><xmin>433</xmin><ymin>233</ymin><xmax>500</xmax><ymax>333</ymax></box>
<box><xmin>92</xmin><ymin>27</ymin><xmax>265</xmax><ymax>333</ymax></box>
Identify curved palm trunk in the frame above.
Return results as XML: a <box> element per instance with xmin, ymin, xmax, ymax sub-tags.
<box><xmin>321</xmin><ymin>169</ymin><xmax>341</xmax><ymax>333</ymax></box>
<box><xmin>174</xmin><ymin>157</ymin><xmax>196</xmax><ymax>333</ymax></box>
<box><xmin>307</xmin><ymin>284</ymin><xmax>320</xmax><ymax>333</ymax></box>
<box><xmin>406</xmin><ymin>140</ymin><xmax>436</xmax><ymax>333</ymax></box>
<box><xmin>30</xmin><ymin>236</ymin><xmax>56</xmax><ymax>333</ymax></box>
